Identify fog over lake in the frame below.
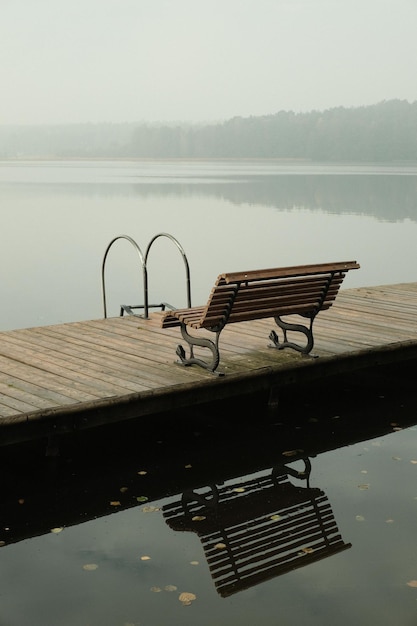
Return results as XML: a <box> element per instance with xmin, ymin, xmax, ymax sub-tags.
<box><xmin>1</xmin><ymin>160</ymin><xmax>416</xmax><ymax>331</ymax></box>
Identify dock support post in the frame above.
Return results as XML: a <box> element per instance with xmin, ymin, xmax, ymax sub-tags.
<box><xmin>267</xmin><ymin>384</ymin><xmax>280</xmax><ymax>413</ymax></box>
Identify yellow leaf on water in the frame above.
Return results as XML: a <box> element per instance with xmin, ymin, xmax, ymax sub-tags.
<box><xmin>137</xmin><ymin>496</ymin><xmax>149</xmax><ymax>503</ymax></box>
<box><xmin>233</xmin><ymin>487</ymin><xmax>245</xmax><ymax>493</ymax></box>
<box><xmin>282</xmin><ymin>449</ymin><xmax>303</xmax><ymax>457</ymax></box>
<box><xmin>410</xmin><ymin>460</ymin><xmax>417</xmax><ymax>465</ymax></box>
<box><xmin>406</xmin><ymin>580</ymin><xmax>417</xmax><ymax>588</ymax></box>
<box><xmin>358</xmin><ymin>484</ymin><xmax>370</xmax><ymax>490</ymax></box>
<box><xmin>110</xmin><ymin>501</ymin><xmax>121</xmax><ymax>506</ymax></box>
<box><xmin>50</xmin><ymin>527</ymin><xmax>64</xmax><ymax>534</ymax></box>
<box><xmin>270</xmin><ymin>514</ymin><xmax>282</xmax><ymax>521</ymax></box>
<box><xmin>164</xmin><ymin>585</ymin><xmax>178</xmax><ymax>592</ymax></box>
<box><xmin>143</xmin><ymin>505</ymin><xmax>160</xmax><ymax>513</ymax></box>
<box><xmin>140</xmin><ymin>555</ymin><xmax>151</xmax><ymax>561</ymax></box>
<box><xmin>179</xmin><ymin>592</ymin><xmax>196</xmax><ymax>606</ymax></box>
<box><xmin>214</xmin><ymin>543</ymin><xmax>226</xmax><ymax>550</ymax></box>
<box><xmin>192</xmin><ymin>515</ymin><xmax>206</xmax><ymax>522</ymax></box>
<box><xmin>301</xmin><ymin>547</ymin><xmax>314</xmax><ymax>554</ymax></box>
<box><xmin>190</xmin><ymin>561</ymin><xmax>199</xmax><ymax>566</ymax></box>
<box><xmin>150</xmin><ymin>586</ymin><xmax>162</xmax><ymax>593</ymax></box>
<box><xmin>137</xmin><ymin>470</ymin><xmax>147</xmax><ymax>475</ymax></box>
<box><xmin>83</xmin><ymin>563</ymin><xmax>98</xmax><ymax>571</ymax></box>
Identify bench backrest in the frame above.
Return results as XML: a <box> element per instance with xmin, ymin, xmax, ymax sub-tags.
<box><xmin>199</xmin><ymin>261</ymin><xmax>360</xmax><ymax>329</ymax></box>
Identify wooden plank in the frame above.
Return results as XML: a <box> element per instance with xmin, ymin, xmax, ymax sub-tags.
<box><xmin>0</xmin><ymin>334</ymin><xmax>142</xmax><ymax>396</ymax></box>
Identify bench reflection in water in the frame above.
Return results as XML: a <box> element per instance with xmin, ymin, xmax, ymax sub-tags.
<box><xmin>163</xmin><ymin>458</ymin><xmax>351</xmax><ymax>597</ymax></box>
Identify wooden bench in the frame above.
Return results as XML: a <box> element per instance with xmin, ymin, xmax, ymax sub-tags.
<box><xmin>163</xmin><ymin>461</ymin><xmax>351</xmax><ymax>597</ymax></box>
<box><xmin>159</xmin><ymin>260</ymin><xmax>360</xmax><ymax>373</ymax></box>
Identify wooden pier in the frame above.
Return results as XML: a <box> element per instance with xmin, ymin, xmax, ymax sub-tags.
<box><xmin>0</xmin><ymin>283</ymin><xmax>416</xmax><ymax>447</ymax></box>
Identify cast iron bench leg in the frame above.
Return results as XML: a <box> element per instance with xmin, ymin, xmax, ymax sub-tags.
<box><xmin>176</xmin><ymin>323</ymin><xmax>222</xmax><ymax>374</ymax></box>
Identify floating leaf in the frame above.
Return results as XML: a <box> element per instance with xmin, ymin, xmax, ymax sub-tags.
<box><xmin>137</xmin><ymin>471</ymin><xmax>147</xmax><ymax>476</ymax></box>
<box><xmin>83</xmin><ymin>563</ymin><xmax>98</xmax><ymax>571</ymax></box>
<box><xmin>386</xmin><ymin>519</ymin><xmax>394</xmax><ymax>523</ymax></box>
<box><xmin>136</xmin><ymin>496</ymin><xmax>149</xmax><ymax>503</ymax></box>
<box><xmin>356</xmin><ymin>515</ymin><xmax>365</xmax><ymax>521</ymax></box>
<box><xmin>164</xmin><ymin>585</ymin><xmax>178</xmax><ymax>592</ymax></box>
<box><xmin>214</xmin><ymin>543</ymin><xmax>227</xmax><ymax>550</ymax></box>
<box><xmin>392</xmin><ymin>457</ymin><xmax>402</xmax><ymax>461</ymax></box>
<box><xmin>410</xmin><ymin>460</ymin><xmax>417</xmax><ymax>465</ymax></box>
<box><xmin>185</xmin><ymin>464</ymin><xmax>192</xmax><ymax>469</ymax></box>
<box><xmin>191</xmin><ymin>515</ymin><xmax>206</xmax><ymax>522</ymax></box>
<box><xmin>110</xmin><ymin>501</ymin><xmax>121</xmax><ymax>506</ymax></box>
<box><xmin>0</xmin><ymin>541</ymin><xmax>6</xmax><ymax>547</ymax></box>
<box><xmin>190</xmin><ymin>561</ymin><xmax>199</xmax><ymax>566</ymax></box>
<box><xmin>50</xmin><ymin>527</ymin><xmax>64</xmax><ymax>534</ymax></box>
<box><xmin>301</xmin><ymin>547</ymin><xmax>314</xmax><ymax>554</ymax></box>
<box><xmin>270</xmin><ymin>514</ymin><xmax>282</xmax><ymax>521</ymax></box>
<box><xmin>150</xmin><ymin>586</ymin><xmax>162</xmax><ymax>593</ymax></box>
<box><xmin>358</xmin><ymin>484</ymin><xmax>370</xmax><ymax>490</ymax></box>
<box><xmin>406</xmin><ymin>580</ymin><xmax>417</xmax><ymax>588</ymax></box>
<box><xmin>282</xmin><ymin>449</ymin><xmax>303</xmax><ymax>457</ymax></box>
<box><xmin>179</xmin><ymin>592</ymin><xmax>196</xmax><ymax>606</ymax></box>
<box><xmin>140</xmin><ymin>555</ymin><xmax>151</xmax><ymax>561</ymax></box>
<box><xmin>233</xmin><ymin>487</ymin><xmax>245</xmax><ymax>493</ymax></box>
<box><xmin>360</xmin><ymin>470</ymin><xmax>368</xmax><ymax>474</ymax></box>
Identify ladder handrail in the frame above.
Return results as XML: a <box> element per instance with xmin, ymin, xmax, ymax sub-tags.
<box><xmin>101</xmin><ymin>232</ymin><xmax>191</xmax><ymax>319</ymax></box>
<box><xmin>144</xmin><ymin>232</ymin><xmax>192</xmax><ymax>315</ymax></box>
<box><xmin>101</xmin><ymin>235</ymin><xmax>146</xmax><ymax>319</ymax></box>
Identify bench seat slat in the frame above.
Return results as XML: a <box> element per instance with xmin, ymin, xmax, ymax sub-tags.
<box><xmin>211</xmin><ymin>282</ymin><xmax>344</xmax><ymax>305</ymax></box>
<box><xmin>215</xmin><ymin>273</ymin><xmax>345</xmax><ymax>292</ymax></box>
<box><xmin>230</xmin><ymin>288</ymin><xmax>341</xmax><ymax>308</ymax></box>
<box><xmin>222</xmin><ymin>261</ymin><xmax>359</xmax><ymax>283</ymax></box>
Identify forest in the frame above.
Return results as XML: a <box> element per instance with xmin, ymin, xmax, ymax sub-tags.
<box><xmin>1</xmin><ymin>99</ymin><xmax>416</xmax><ymax>161</ymax></box>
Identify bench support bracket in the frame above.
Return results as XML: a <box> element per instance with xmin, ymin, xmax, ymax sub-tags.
<box><xmin>176</xmin><ymin>323</ymin><xmax>223</xmax><ymax>375</ymax></box>
<box><xmin>269</xmin><ymin>315</ymin><xmax>315</xmax><ymax>355</ymax></box>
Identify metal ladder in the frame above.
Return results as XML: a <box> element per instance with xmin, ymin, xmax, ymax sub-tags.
<box><xmin>101</xmin><ymin>232</ymin><xmax>191</xmax><ymax>319</ymax></box>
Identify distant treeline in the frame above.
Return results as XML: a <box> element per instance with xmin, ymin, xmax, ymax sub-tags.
<box><xmin>1</xmin><ymin>99</ymin><xmax>417</xmax><ymax>161</ymax></box>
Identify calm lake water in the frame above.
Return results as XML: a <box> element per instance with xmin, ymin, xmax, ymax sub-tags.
<box><xmin>1</xmin><ymin>160</ymin><xmax>417</xmax><ymax>330</ymax></box>
<box><xmin>1</xmin><ymin>160</ymin><xmax>417</xmax><ymax>625</ymax></box>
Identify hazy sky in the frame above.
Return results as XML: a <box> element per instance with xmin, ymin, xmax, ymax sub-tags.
<box><xmin>2</xmin><ymin>0</ymin><xmax>416</xmax><ymax>125</ymax></box>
